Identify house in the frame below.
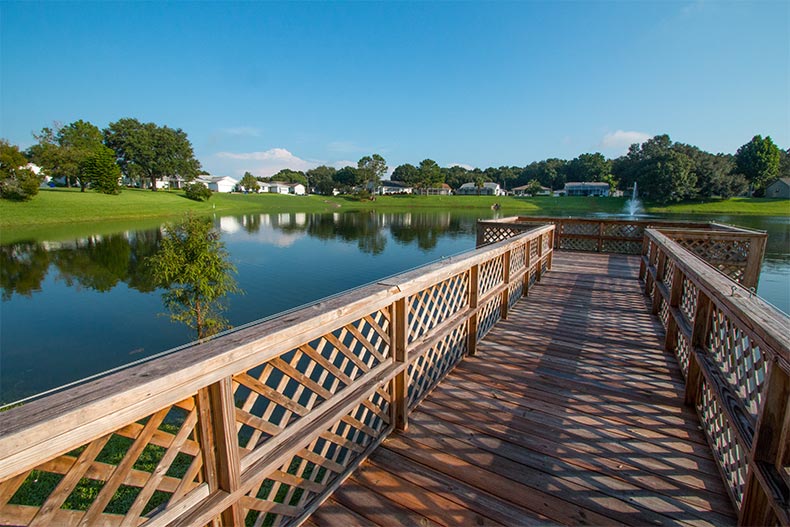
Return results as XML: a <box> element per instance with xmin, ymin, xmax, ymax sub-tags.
<box><xmin>765</xmin><ymin>178</ymin><xmax>790</xmax><ymax>199</ymax></box>
<box><xmin>512</xmin><ymin>184</ymin><xmax>551</xmax><ymax>197</ymax></box>
<box><xmin>288</xmin><ymin>183</ymin><xmax>306</xmax><ymax>196</ymax></box>
<box><xmin>563</xmin><ymin>182</ymin><xmax>610</xmax><ymax>197</ymax></box>
<box><xmin>456</xmin><ymin>182</ymin><xmax>504</xmax><ymax>196</ymax></box>
<box><xmin>374</xmin><ymin>181</ymin><xmax>413</xmax><ymax>195</ymax></box>
<box><xmin>417</xmin><ymin>183</ymin><xmax>452</xmax><ymax>196</ymax></box>
<box><xmin>197</xmin><ymin>176</ymin><xmax>238</xmax><ymax>193</ymax></box>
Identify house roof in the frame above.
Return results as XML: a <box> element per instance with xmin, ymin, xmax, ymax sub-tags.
<box><xmin>767</xmin><ymin>177</ymin><xmax>790</xmax><ymax>188</ymax></box>
<box><xmin>512</xmin><ymin>184</ymin><xmax>550</xmax><ymax>191</ymax></box>
<box><xmin>199</xmin><ymin>176</ymin><xmax>238</xmax><ymax>184</ymax></box>
<box><xmin>459</xmin><ymin>181</ymin><xmax>500</xmax><ymax>189</ymax></box>
<box><xmin>381</xmin><ymin>180</ymin><xmax>411</xmax><ymax>188</ymax></box>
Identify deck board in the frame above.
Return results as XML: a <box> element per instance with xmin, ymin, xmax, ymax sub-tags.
<box><xmin>309</xmin><ymin>252</ymin><xmax>737</xmax><ymax>526</ymax></box>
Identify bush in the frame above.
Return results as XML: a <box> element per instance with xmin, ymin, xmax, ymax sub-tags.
<box><xmin>353</xmin><ymin>189</ymin><xmax>374</xmax><ymax>201</ymax></box>
<box><xmin>184</xmin><ymin>183</ymin><xmax>212</xmax><ymax>202</ymax></box>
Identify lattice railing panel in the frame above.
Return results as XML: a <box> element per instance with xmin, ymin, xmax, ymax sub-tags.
<box><xmin>477</xmin><ymin>295</ymin><xmax>502</xmax><ymax>341</ymax></box>
<box><xmin>407</xmin><ymin>323</ymin><xmax>468</xmax><ymax>409</ymax></box>
<box><xmin>674</xmin><ymin>239</ymin><xmax>750</xmax><ymax>284</ymax></box>
<box><xmin>706</xmin><ymin>306</ymin><xmax>766</xmax><ymax>419</ymax></box>
<box><xmin>680</xmin><ymin>278</ymin><xmax>698</xmax><ymax>324</ymax></box>
<box><xmin>406</xmin><ymin>272</ymin><xmax>469</xmax><ymax>343</ymax></box>
<box><xmin>242</xmin><ymin>386</ymin><xmax>391</xmax><ymax>527</ymax></box>
<box><xmin>559</xmin><ymin>237</ymin><xmax>597</xmax><ymax>252</ymax></box>
<box><xmin>529</xmin><ymin>239</ymin><xmax>539</xmax><ymax>261</ymax></box>
<box><xmin>662</xmin><ymin>259</ymin><xmax>676</xmax><ymax>288</ymax></box>
<box><xmin>234</xmin><ymin>311</ymin><xmax>391</xmax><ymax>451</ymax></box>
<box><xmin>658</xmin><ymin>296</ymin><xmax>670</xmax><ymax>330</ymax></box>
<box><xmin>698</xmin><ymin>379</ymin><xmax>748</xmax><ymax>507</ymax></box>
<box><xmin>509</xmin><ymin>247</ymin><xmax>526</xmax><ymax>276</ymax></box>
<box><xmin>3</xmin><ymin>398</ymin><xmax>203</xmax><ymax>526</ymax></box>
<box><xmin>507</xmin><ymin>282</ymin><xmax>523</xmax><ymax>310</ymax></box>
<box><xmin>478</xmin><ymin>255</ymin><xmax>504</xmax><ymax>297</ymax></box>
<box><xmin>541</xmin><ymin>233</ymin><xmax>550</xmax><ymax>254</ymax></box>
<box><xmin>675</xmin><ymin>331</ymin><xmax>691</xmax><ymax>379</ymax></box>
<box><xmin>481</xmin><ymin>227</ymin><xmax>523</xmax><ymax>245</ymax></box>
<box><xmin>602</xmin><ymin>240</ymin><xmax>642</xmax><ymax>254</ymax></box>
<box><xmin>602</xmin><ymin>223</ymin><xmax>644</xmax><ymax>239</ymax></box>
<box><xmin>561</xmin><ymin>222</ymin><xmax>598</xmax><ymax>236</ymax></box>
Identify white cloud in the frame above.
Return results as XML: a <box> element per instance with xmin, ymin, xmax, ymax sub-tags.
<box><xmin>213</xmin><ymin>148</ymin><xmax>318</xmax><ymax>178</ymax></box>
<box><xmin>448</xmin><ymin>163</ymin><xmax>474</xmax><ymax>170</ymax></box>
<box><xmin>600</xmin><ymin>130</ymin><xmax>652</xmax><ymax>153</ymax></box>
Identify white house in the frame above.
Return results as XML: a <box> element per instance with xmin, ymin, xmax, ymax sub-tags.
<box><xmin>268</xmin><ymin>182</ymin><xmax>291</xmax><ymax>194</ymax></box>
<box><xmin>563</xmin><ymin>182</ymin><xmax>610</xmax><ymax>197</ymax></box>
<box><xmin>373</xmin><ymin>180</ymin><xmax>413</xmax><ymax>195</ymax></box>
<box><xmin>456</xmin><ymin>182</ymin><xmax>503</xmax><ymax>196</ymax></box>
<box><xmin>197</xmin><ymin>176</ymin><xmax>238</xmax><ymax>193</ymax></box>
<box><xmin>512</xmin><ymin>184</ymin><xmax>551</xmax><ymax>197</ymax></box>
<box><xmin>288</xmin><ymin>183</ymin><xmax>306</xmax><ymax>196</ymax></box>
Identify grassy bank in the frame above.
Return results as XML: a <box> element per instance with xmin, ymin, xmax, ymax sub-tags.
<box><xmin>1</xmin><ymin>188</ymin><xmax>787</xmax><ymax>235</ymax></box>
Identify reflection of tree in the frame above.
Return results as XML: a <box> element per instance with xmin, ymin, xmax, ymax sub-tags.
<box><xmin>147</xmin><ymin>215</ymin><xmax>240</xmax><ymax>340</ymax></box>
<box><xmin>0</xmin><ymin>242</ymin><xmax>50</xmax><ymax>300</ymax></box>
<box><xmin>241</xmin><ymin>214</ymin><xmax>262</xmax><ymax>234</ymax></box>
<box><xmin>389</xmin><ymin>212</ymin><xmax>466</xmax><ymax>252</ymax></box>
<box><xmin>304</xmin><ymin>212</ymin><xmax>387</xmax><ymax>255</ymax></box>
<box><xmin>52</xmin><ymin>235</ymin><xmax>131</xmax><ymax>292</ymax></box>
<box><xmin>126</xmin><ymin>229</ymin><xmax>163</xmax><ymax>293</ymax></box>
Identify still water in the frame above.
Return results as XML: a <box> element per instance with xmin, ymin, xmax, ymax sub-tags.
<box><xmin>1</xmin><ymin>211</ymin><xmax>787</xmax><ymax>403</ymax></box>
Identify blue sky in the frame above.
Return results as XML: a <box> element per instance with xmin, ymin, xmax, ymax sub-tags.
<box><xmin>1</xmin><ymin>1</ymin><xmax>788</xmax><ymax>178</ymax></box>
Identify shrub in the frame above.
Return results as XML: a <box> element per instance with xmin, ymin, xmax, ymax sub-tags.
<box><xmin>184</xmin><ymin>183</ymin><xmax>212</xmax><ymax>202</ymax></box>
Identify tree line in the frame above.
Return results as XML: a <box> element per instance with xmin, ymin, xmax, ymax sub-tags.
<box><xmin>1</xmin><ymin>116</ymin><xmax>787</xmax><ymax>203</ymax></box>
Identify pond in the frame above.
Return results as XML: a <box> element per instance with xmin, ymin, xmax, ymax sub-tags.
<box><xmin>1</xmin><ymin>210</ymin><xmax>787</xmax><ymax>404</ymax></box>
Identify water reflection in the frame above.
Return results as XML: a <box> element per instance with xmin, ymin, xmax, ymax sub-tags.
<box><xmin>1</xmin><ymin>210</ymin><xmax>787</xmax><ymax>403</ymax></box>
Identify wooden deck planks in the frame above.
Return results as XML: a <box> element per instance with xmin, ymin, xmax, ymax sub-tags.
<box><xmin>309</xmin><ymin>251</ymin><xmax>736</xmax><ymax>526</ymax></box>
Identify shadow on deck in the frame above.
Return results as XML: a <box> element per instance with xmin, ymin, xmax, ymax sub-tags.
<box><xmin>307</xmin><ymin>252</ymin><xmax>736</xmax><ymax>526</ymax></box>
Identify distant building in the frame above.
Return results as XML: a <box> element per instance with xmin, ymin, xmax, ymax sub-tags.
<box><xmin>563</xmin><ymin>182</ymin><xmax>610</xmax><ymax>197</ymax></box>
<box><xmin>417</xmin><ymin>183</ymin><xmax>452</xmax><ymax>196</ymax></box>
<box><xmin>512</xmin><ymin>184</ymin><xmax>551</xmax><ymax>197</ymax></box>
<box><xmin>267</xmin><ymin>182</ymin><xmax>306</xmax><ymax>195</ymax></box>
<box><xmin>765</xmin><ymin>178</ymin><xmax>790</xmax><ymax>199</ymax></box>
<box><xmin>197</xmin><ymin>176</ymin><xmax>238</xmax><ymax>193</ymax></box>
<box><xmin>373</xmin><ymin>180</ymin><xmax>413</xmax><ymax>195</ymax></box>
<box><xmin>456</xmin><ymin>182</ymin><xmax>503</xmax><ymax>196</ymax></box>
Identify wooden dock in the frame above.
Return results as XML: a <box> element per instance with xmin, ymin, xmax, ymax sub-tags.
<box><xmin>307</xmin><ymin>252</ymin><xmax>737</xmax><ymax>526</ymax></box>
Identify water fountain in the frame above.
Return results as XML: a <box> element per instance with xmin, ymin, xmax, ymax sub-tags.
<box><xmin>625</xmin><ymin>182</ymin><xmax>643</xmax><ymax>216</ymax></box>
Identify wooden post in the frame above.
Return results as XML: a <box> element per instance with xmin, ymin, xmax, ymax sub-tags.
<box><xmin>644</xmin><ymin>242</ymin><xmax>656</xmax><ymax>297</ymax></box>
<box><xmin>475</xmin><ymin>224</ymin><xmax>486</xmax><ymax>248</ymax></box>
<box><xmin>389</xmin><ymin>298</ymin><xmax>408</xmax><ymax>432</ymax></box>
<box><xmin>546</xmin><ymin>228</ymin><xmax>554</xmax><ymax>271</ymax></box>
<box><xmin>597</xmin><ymin>222</ymin><xmax>604</xmax><ymax>253</ymax></box>
<box><xmin>664</xmin><ymin>268</ymin><xmax>684</xmax><ymax>354</ymax></box>
<box><xmin>536</xmin><ymin>235</ymin><xmax>544</xmax><ymax>282</ymax></box>
<box><xmin>196</xmin><ymin>377</ymin><xmax>244</xmax><ymax>526</ymax></box>
<box><xmin>739</xmin><ymin>361</ymin><xmax>790</xmax><ymax>526</ymax></box>
<box><xmin>639</xmin><ymin>233</ymin><xmax>650</xmax><ymax>280</ymax></box>
<box><xmin>553</xmin><ymin>220</ymin><xmax>561</xmax><ymax>249</ymax></box>
<box><xmin>500</xmin><ymin>250</ymin><xmax>511</xmax><ymax>320</ymax></box>
<box><xmin>742</xmin><ymin>234</ymin><xmax>767</xmax><ymax>290</ymax></box>
<box><xmin>522</xmin><ymin>241</ymin><xmax>530</xmax><ymax>297</ymax></box>
<box><xmin>685</xmin><ymin>292</ymin><xmax>712</xmax><ymax>407</ymax></box>
<box><xmin>468</xmin><ymin>265</ymin><xmax>479</xmax><ymax>356</ymax></box>
<box><xmin>651</xmin><ymin>252</ymin><xmax>667</xmax><ymax>315</ymax></box>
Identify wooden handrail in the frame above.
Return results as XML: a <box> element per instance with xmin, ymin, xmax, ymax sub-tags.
<box><xmin>642</xmin><ymin>229</ymin><xmax>789</xmax><ymax>526</ymax></box>
<box><xmin>0</xmin><ymin>225</ymin><xmax>554</xmax><ymax>527</ymax></box>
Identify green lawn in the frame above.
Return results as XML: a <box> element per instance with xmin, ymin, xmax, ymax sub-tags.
<box><xmin>1</xmin><ymin>189</ymin><xmax>787</xmax><ymax>238</ymax></box>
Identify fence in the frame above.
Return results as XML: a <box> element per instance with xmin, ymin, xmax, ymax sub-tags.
<box><xmin>0</xmin><ymin>225</ymin><xmax>554</xmax><ymax>527</ymax></box>
<box><xmin>477</xmin><ymin>216</ymin><xmax>767</xmax><ymax>288</ymax></box>
<box><xmin>642</xmin><ymin>229</ymin><xmax>789</xmax><ymax>526</ymax></box>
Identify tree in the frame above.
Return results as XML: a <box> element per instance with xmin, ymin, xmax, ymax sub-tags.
<box><xmin>525</xmin><ymin>179</ymin><xmax>544</xmax><ymax>196</ymax></box>
<box><xmin>442</xmin><ymin>165</ymin><xmax>471</xmax><ymax>189</ymax></box>
<box><xmin>566</xmin><ymin>153</ymin><xmax>614</xmax><ymax>188</ymax></box>
<box><xmin>735</xmin><ymin>135</ymin><xmax>781</xmax><ymax>192</ymax></box>
<box><xmin>418</xmin><ymin>159</ymin><xmax>443</xmax><ymax>188</ymax></box>
<box><xmin>271</xmin><ymin>168</ymin><xmax>307</xmax><ymax>185</ymax></box>
<box><xmin>184</xmin><ymin>182</ymin><xmax>212</xmax><ymax>202</ymax></box>
<box><xmin>81</xmin><ymin>145</ymin><xmax>122</xmax><ymax>195</ymax></box>
<box><xmin>357</xmin><ymin>154</ymin><xmax>387</xmax><ymax>187</ymax></box>
<box><xmin>239</xmin><ymin>171</ymin><xmax>260</xmax><ymax>192</ymax></box>
<box><xmin>0</xmin><ymin>140</ymin><xmax>41</xmax><ymax>201</ymax></box>
<box><xmin>147</xmin><ymin>214</ymin><xmax>240</xmax><ymax>340</ymax></box>
<box><xmin>334</xmin><ymin>166</ymin><xmax>363</xmax><ymax>191</ymax></box>
<box><xmin>306</xmin><ymin>165</ymin><xmax>337</xmax><ymax>194</ymax></box>
<box><xmin>104</xmin><ymin>118</ymin><xmax>201</xmax><ymax>191</ymax></box>
<box><xmin>392</xmin><ymin>163</ymin><xmax>420</xmax><ymax>186</ymax></box>
<box><xmin>29</xmin><ymin>120</ymin><xmax>104</xmax><ymax>191</ymax></box>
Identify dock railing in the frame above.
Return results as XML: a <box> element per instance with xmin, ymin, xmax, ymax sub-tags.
<box><xmin>0</xmin><ymin>225</ymin><xmax>554</xmax><ymax>527</ymax></box>
<box><xmin>642</xmin><ymin>229</ymin><xmax>789</xmax><ymax>526</ymax></box>
<box><xmin>477</xmin><ymin>216</ymin><xmax>768</xmax><ymax>288</ymax></box>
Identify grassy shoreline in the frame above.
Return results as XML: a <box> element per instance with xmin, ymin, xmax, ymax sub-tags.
<box><xmin>1</xmin><ymin>188</ymin><xmax>787</xmax><ymax>235</ymax></box>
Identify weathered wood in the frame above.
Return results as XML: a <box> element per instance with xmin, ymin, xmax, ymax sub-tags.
<box><xmin>389</xmin><ymin>298</ymin><xmax>408</xmax><ymax>432</ymax></box>
<box><xmin>467</xmin><ymin>265</ymin><xmax>479</xmax><ymax>356</ymax></box>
